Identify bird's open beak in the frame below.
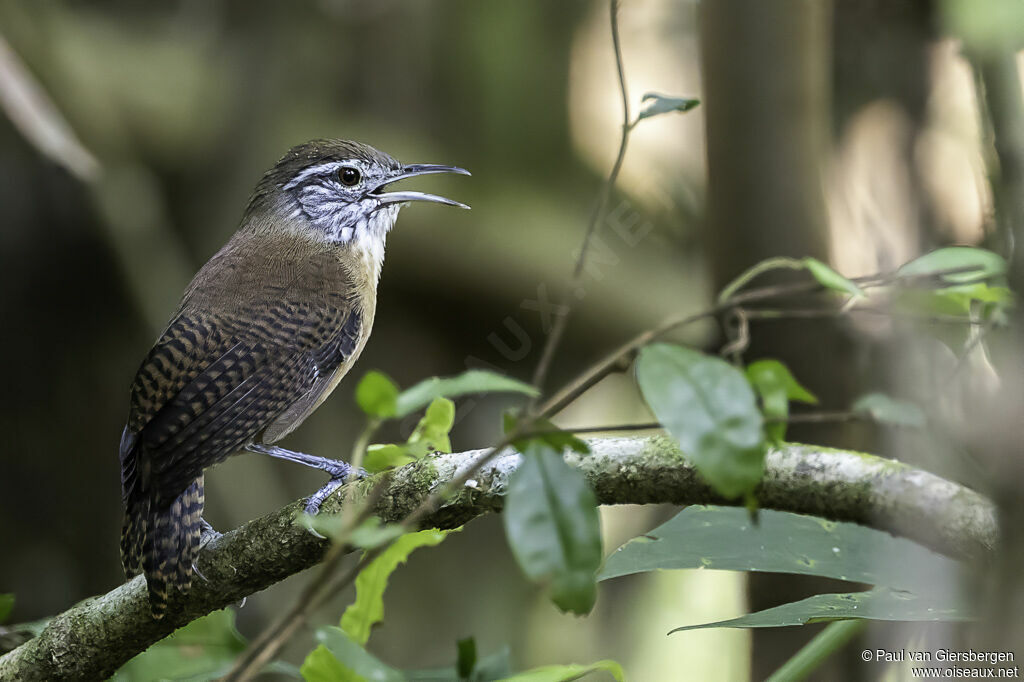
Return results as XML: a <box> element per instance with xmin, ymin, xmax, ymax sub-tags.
<box><xmin>370</xmin><ymin>164</ymin><xmax>471</xmax><ymax>209</ymax></box>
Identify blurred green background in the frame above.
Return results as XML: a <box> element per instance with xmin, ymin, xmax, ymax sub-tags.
<box><xmin>0</xmin><ymin>0</ymin><xmax>1018</xmax><ymax>679</ymax></box>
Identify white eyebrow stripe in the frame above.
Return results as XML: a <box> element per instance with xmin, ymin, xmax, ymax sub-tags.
<box><xmin>282</xmin><ymin>161</ymin><xmax>347</xmax><ymax>190</ymax></box>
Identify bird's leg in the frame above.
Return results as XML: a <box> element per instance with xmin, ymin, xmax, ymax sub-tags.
<box><xmin>193</xmin><ymin>518</ymin><xmax>222</xmax><ymax>582</ymax></box>
<box><xmin>245</xmin><ymin>443</ymin><xmax>361</xmax><ymax>515</ymax></box>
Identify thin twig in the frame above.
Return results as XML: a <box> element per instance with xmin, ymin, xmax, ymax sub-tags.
<box><xmin>742</xmin><ymin>307</ymin><xmax>988</xmax><ymax>326</ymax></box>
<box><xmin>536</xmin><ymin>264</ymin><xmax>1003</xmax><ymax>417</ymax></box>
<box><xmin>529</xmin><ymin>0</ymin><xmax>633</xmax><ymax>398</ymax></box>
<box><xmin>0</xmin><ymin>35</ymin><xmax>100</xmax><ymax>181</ymax></box>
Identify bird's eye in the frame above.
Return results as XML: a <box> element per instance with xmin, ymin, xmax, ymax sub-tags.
<box><xmin>338</xmin><ymin>167</ymin><xmax>361</xmax><ymax>186</ymax></box>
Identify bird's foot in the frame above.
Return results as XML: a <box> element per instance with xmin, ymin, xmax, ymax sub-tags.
<box><xmin>303</xmin><ymin>465</ymin><xmax>371</xmax><ymax>516</ymax></box>
<box><xmin>193</xmin><ymin>518</ymin><xmax>223</xmax><ymax>583</ymax></box>
<box><xmin>198</xmin><ymin>518</ymin><xmax>223</xmax><ymax>548</ymax></box>
<box><xmin>243</xmin><ymin>443</ymin><xmax>367</xmax><ymax>515</ymax></box>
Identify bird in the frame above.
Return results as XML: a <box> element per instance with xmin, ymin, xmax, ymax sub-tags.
<box><xmin>118</xmin><ymin>139</ymin><xmax>469</xmax><ymax>617</ymax></box>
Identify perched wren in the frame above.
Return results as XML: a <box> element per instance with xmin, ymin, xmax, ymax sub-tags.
<box><xmin>119</xmin><ymin>139</ymin><xmax>469</xmax><ymax>616</ymax></box>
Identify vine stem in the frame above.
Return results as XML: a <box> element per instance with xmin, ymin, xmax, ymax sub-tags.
<box><xmin>529</xmin><ymin>0</ymin><xmax>634</xmax><ymax>400</ymax></box>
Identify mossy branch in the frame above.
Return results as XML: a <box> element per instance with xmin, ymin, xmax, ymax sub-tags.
<box><xmin>0</xmin><ymin>436</ymin><xmax>996</xmax><ymax>681</ymax></box>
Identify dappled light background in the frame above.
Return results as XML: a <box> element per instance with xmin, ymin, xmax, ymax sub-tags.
<box><xmin>1</xmin><ymin>0</ymin><xmax>1020</xmax><ymax>679</ymax></box>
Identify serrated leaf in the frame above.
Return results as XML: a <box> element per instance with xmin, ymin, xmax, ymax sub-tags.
<box><xmin>746</xmin><ymin>359</ymin><xmax>818</xmax><ymax>443</ymax></box>
<box><xmin>636</xmin><ymin>344</ymin><xmax>766</xmax><ymax>499</ymax></box>
<box><xmin>637</xmin><ymin>92</ymin><xmax>700</xmax><ymax>122</ymax></box>
<box><xmin>503</xmin><ymin>442</ymin><xmax>602</xmax><ymax>615</ymax></box>
<box><xmin>670</xmin><ymin>588</ymin><xmax>970</xmax><ymax>632</ymax></box>
<box><xmin>341</xmin><ymin>528</ymin><xmax>456</xmax><ymax>645</ymax></box>
<box><xmin>498</xmin><ymin>659</ymin><xmax>625</xmax><ymax>682</ymax></box>
<box><xmin>356</xmin><ymin>371</ymin><xmax>399</xmax><ymax>418</ymax></box>
<box><xmin>396</xmin><ymin>370</ymin><xmax>538</xmax><ymax>418</ymax></box>
<box><xmin>303</xmin><ymin>627</ymin><xmax>404</xmax><ymax>682</ymax></box>
<box><xmin>803</xmin><ymin>258</ymin><xmax>866</xmax><ymax>298</ymax></box>
<box><xmin>897</xmin><ymin>247</ymin><xmax>1007</xmax><ymax>284</ymax></box>
<box><xmin>0</xmin><ymin>594</ymin><xmax>12</xmax><ymax>624</ymax></box>
<box><xmin>852</xmin><ymin>393</ymin><xmax>926</xmax><ymax>428</ymax></box>
<box><xmin>599</xmin><ymin>506</ymin><xmax>961</xmax><ymax>592</ymax></box>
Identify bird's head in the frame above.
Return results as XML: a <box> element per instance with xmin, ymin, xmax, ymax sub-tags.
<box><xmin>245</xmin><ymin>139</ymin><xmax>469</xmax><ymax>266</ymax></box>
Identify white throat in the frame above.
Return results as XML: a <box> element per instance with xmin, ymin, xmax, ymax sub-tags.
<box><xmin>351</xmin><ymin>205</ymin><xmax>399</xmax><ymax>282</ymax></box>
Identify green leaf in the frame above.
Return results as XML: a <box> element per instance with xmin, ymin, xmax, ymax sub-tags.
<box><xmin>0</xmin><ymin>594</ymin><xmax>12</xmax><ymax>624</ymax></box>
<box><xmin>303</xmin><ymin>627</ymin><xmax>404</xmax><ymax>682</ymax></box>
<box><xmin>746</xmin><ymin>360</ymin><xmax>818</xmax><ymax>444</ymax></box>
<box><xmin>341</xmin><ymin>528</ymin><xmax>456</xmax><ymax>646</ymax></box>
<box><xmin>636</xmin><ymin>343</ymin><xmax>767</xmax><ymax>499</ymax></box>
<box><xmin>363</xmin><ymin>443</ymin><xmax>416</xmax><ymax>474</ymax></box>
<box><xmin>365</xmin><ymin>397</ymin><xmax>458</xmax><ymax>473</ymax></box>
<box><xmin>637</xmin><ymin>92</ymin><xmax>700</xmax><ymax>122</ymax></box>
<box><xmin>803</xmin><ymin>257</ymin><xmax>866</xmax><ymax>298</ymax></box>
<box><xmin>457</xmin><ymin>637</ymin><xmax>477</xmax><ymax>679</ymax></box>
<box><xmin>924</xmin><ymin>283</ymin><xmax>1014</xmax><ymax>317</ymax></box>
<box><xmin>892</xmin><ymin>285</ymin><xmax>1010</xmax><ymax>318</ymax></box>
<box><xmin>114</xmin><ymin>609</ymin><xmax>252</xmax><ymax>681</ymax></box>
<box><xmin>599</xmin><ymin>506</ymin><xmax>961</xmax><ymax>592</ymax></box>
<box><xmin>897</xmin><ymin>247</ymin><xmax>1007</xmax><ymax>284</ymax></box>
<box><xmin>852</xmin><ymin>393</ymin><xmax>926</xmax><ymax>428</ymax></box>
<box><xmin>396</xmin><ymin>370</ymin><xmax>538</xmax><ymax>418</ymax></box>
<box><xmin>409</xmin><ymin>397</ymin><xmax>456</xmax><ymax>453</ymax></box>
<box><xmin>670</xmin><ymin>588</ymin><xmax>971</xmax><ymax>632</ymax></box>
<box><xmin>356</xmin><ymin>371</ymin><xmax>400</xmax><ymax>418</ymax></box>
<box><xmin>498</xmin><ymin>659</ymin><xmax>625</xmax><ymax>682</ymax></box>
<box><xmin>503</xmin><ymin>442</ymin><xmax>602</xmax><ymax>615</ymax></box>
<box><xmin>302</xmin><ymin>644</ymin><xmax>359</xmax><ymax>682</ymax></box>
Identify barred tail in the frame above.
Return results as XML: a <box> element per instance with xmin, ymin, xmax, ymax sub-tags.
<box><xmin>122</xmin><ymin>476</ymin><xmax>204</xmax><ymax>618</ymax></box>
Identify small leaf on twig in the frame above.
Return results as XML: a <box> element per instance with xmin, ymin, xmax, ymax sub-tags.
<box><xmin>355</xmin><ymin>371</ymin><xmax>399</xmax><ymax>418</ymax></box>
<box><xmin>803</xmin><ymin>258</ymin><xmax>866</xmax><ymax>298</ymax></box>
<box><xmin>637</xmin><ymin>92</ymin><xmax>700</xmax><ymax>122</ymax></box>
<box><xmin>746</xmin><ymin>359</ymin><xmax>818</xmax><ymax>443</ymax></box>
<box><xmin>897</xmin><ymin>247</ymin><xmax>1007</xmax><ymax>284</ymax></box>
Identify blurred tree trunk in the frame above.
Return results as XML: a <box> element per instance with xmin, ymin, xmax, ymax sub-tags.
<box><xmin>972</xmin><ymin>46</ymin><xmax>1024</xmax><ymax>654</ymax></box>
<box><xmin>698</xmin><ymin>1</ymin><xmax>863</xmax><ymax>679</ymax></box>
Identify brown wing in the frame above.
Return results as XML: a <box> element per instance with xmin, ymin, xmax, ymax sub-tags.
<box><xmin>121</xmin><ymin>300</ymin><xmax>361</xmax><ymax>506</ymax></box>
